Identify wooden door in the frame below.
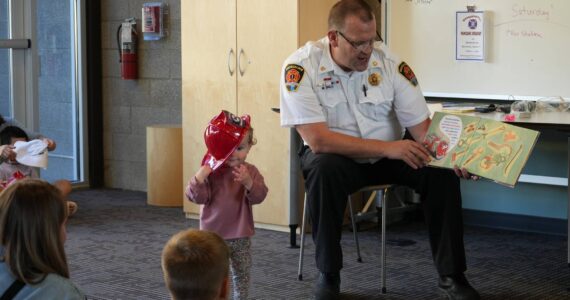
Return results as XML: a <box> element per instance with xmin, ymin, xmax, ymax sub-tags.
<box><xmin>236</xmin><ymin>0</ymin><xmax>299</xmax><ymax>226</ymax></box>
<box><xmin>182</xmin><ymin>0</ymin><xmax>238</xmax><ymax>213</ymax></box>
<box><xmin>236</xmin><ymin>0</ymin><xmax>337</xmax><ymax>227</ymax></box>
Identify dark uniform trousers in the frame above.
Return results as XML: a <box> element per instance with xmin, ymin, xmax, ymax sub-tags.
<box><xmin>299</xmin><ymin>145</ymin><xmax>467</xmax><ymax>276</ymax></box>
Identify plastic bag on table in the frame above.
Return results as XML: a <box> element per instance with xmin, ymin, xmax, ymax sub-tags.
<box><xmin>534</xmin><ymin>96</ymin><xmax>570</xmax><ymax>112</ymax></box>
<box><xmin>511</xmin><ymin>100</ymin><xmax>536</xmax><ymax>113</ymax></box>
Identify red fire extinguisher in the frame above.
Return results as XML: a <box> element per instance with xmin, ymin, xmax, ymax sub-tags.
<box><xmin>116</xmin><ymin>18</ymin><xmax>138</xmax><ymax>80</ymax></box>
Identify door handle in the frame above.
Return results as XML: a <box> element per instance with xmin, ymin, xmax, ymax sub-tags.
<box><xmin>0</xmin><ymin>39</ymin><xmax>31</xmax><ymax>49</ymax></box>
<box><xmin>227</xmin><ymin>48</ymin><xmax>235</xmax><ymax>76</ymax></box>
<box><xmin>238</xmin><ymin>48</ymin><xmax>247</xmax><ymax>77</ymax></box>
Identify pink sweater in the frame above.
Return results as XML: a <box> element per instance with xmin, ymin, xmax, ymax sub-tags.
<box><xmin>185</xmin><ymin>162</ymin><xmax>268</xmax><ymax>239</ymax></box>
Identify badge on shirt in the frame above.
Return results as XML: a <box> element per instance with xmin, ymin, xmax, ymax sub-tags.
<box><xmin>368</xmin><ymin>73</ymin><xmax>382</xmax><ymax>86</ymax></box>
<box><xmin>398</xmin><ymin>62</ymin><xmax>418</xmax><ymax>87</ymax></box>
<box><xmin>284</xmin><ymin>64</ymin><xmax>305</xmax><ymax>92</ymax></box>
<box><xmin>317</xmin><ymin>77</ymin><xmax>340</xmax><ymax>90</ymax></box>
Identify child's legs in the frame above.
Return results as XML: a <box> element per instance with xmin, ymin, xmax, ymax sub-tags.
<box><xmin>226</xmin><ymin>237</ymin><xmax>251</xmax><ymax>300</ymax></box>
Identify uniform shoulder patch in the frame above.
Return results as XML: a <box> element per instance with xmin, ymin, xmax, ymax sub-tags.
<box><xmin>284</xmin><ymin>64</ymin><xmax>305</xmax><ymax>92</ymax></box>
<box><xmin>398</xmin><ymin>62</ymin><xmax>418</xmax><ymax>87</ymax></box>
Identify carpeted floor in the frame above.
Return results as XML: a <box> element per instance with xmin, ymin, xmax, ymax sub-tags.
<box><xmin>65</xmin><ymin>188</ymin><xmax>569</xmax><ymax>299</ymax></box>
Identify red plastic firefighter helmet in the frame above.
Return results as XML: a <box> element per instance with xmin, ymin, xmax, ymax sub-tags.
<box><xmin>202</xmin><ymin>110</ymin><xmax>251</xmax><ymax>171</ymax></box>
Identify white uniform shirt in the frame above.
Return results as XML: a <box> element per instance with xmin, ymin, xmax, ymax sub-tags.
<box><xmin>280</xmin><ymin>37</ymin><xmax>430</xmax><ymax>162</ymax></box>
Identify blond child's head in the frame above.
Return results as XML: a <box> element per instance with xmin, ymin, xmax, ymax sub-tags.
<box><xmin>161</xmin><ymin>229</ymin><xmax>230</xmax><ymax>300</ymax></box>
<box><xmin>224</xmin><ymin>127</ymin><xmax>256</xmax><ymax>168</ymax></box>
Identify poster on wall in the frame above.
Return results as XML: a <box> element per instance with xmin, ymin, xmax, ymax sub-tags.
<box><xmin>456</xmin><ymin>10</ymin><xmax>485</xmax><ymax>61</ymax></box>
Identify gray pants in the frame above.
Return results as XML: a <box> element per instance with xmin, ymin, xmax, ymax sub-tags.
<box><xmin>226</xmin><ymin>237</ymin><xmax>251</xmax><ymax>300</ymax></box>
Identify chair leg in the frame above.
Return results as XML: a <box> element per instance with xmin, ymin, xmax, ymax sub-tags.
<box><xmin>381</xmin><ymin>187</ymin><xmax>388</xmax><ymax>294</ymax></box>
<box><xmin>348</xmin><ymin>195</ymin><xmax>362</xmax><ymax>263</ymax></box>
<box><xmin>298</xmin><ymin>193</ymin><xmax>308</xmax><ymax>281</ymax></box>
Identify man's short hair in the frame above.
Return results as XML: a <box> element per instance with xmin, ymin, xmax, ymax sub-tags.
<box><xmin>161</xmin><ymin>229</ymin><xmax>230</xmax><ymax>300</ymax></box>
<box><xmin>328</xmin><ymin>0</ymin><xmax>374</xmax><ymax>31</ymax></box>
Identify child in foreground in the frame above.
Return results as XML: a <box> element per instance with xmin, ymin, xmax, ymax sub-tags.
<box><xmin>161</xmin><ymin>229</ymin><xmax>230</xmax><ymax>300</ymax></box>
<box><xmin>0</xmin><ymin>178</ymin><xmax>85</xmax><ymax>299</ymax></box>
<box><xmin>186</xmin><ymin>110</ymin><xmax>268</xmax><ymax>300</ymax></box>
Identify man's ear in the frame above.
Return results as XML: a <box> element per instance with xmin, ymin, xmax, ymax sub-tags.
<box><xmin>219</xmin><ymin>276</ymin><xmax>229</xmax><ymax>299</ymax></box>
<box><xmin>328</xmin><ymin>30</ymin><xmax>339</xmax><ymax>47</ymax></box>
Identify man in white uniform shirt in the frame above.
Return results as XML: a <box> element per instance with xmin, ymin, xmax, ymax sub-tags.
<box><xmin>280</xmin><ymin>1</ymin><xmax>480</xmax><ymax>299</ymax></box>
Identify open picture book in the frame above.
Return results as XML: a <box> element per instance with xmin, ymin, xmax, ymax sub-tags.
<box><xmin>423</xmin><ymin>112</ymin><xmax>540</xmax><ymax>187</ymax></box>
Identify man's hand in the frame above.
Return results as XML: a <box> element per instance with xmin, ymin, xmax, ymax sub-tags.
<box><xmin>383</xmin><ymin>140</ymin><xmax>431</xmax><ymax>169</ymax></box>
<box><xmin>233</xmin><ymin>164</ymin><xmax>253</xmax><ymax>190</ymax></box>
<box><xmin>453</xmin><ymin>166</ymin><xmax>479</xmax><ymax>180</ymax></box>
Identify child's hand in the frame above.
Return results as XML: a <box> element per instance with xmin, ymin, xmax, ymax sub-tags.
<box><xmin>43</xmin><ymin>138</ymin><xmax>56</xmax><ymax>151</ymax></box>
<box><xmin>195</xmin><ymin>165</ymin><xmax>213</xmax><ymax>184</ymax></box>
<box><xmin>0</xmin><ymin>145</ymin><xmax>15</xmax><ymax>162</ymax></box>
<box><xmin>233</xmin><ymin>164</ymin><xmax>253</xmax><ymax>190</ymax></box>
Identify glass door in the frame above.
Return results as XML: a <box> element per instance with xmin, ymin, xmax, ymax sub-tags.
<box><xmin>0</xmin><ymin>0</ymin><xmax>87</xmax><ymax>184</ymax></box>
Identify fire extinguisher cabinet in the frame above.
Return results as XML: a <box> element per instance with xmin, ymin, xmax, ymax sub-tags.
<box><xmin>146</xmin><ymin>124</ymin><xmax>183</xmax><ymax>207</ymax></box>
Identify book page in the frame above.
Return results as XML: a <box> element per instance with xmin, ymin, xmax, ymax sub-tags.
<box><xmin>424</xmin><ymin>112</ymin><xmax>540</xmax><ymax>187</ymax></box>
<box><xmin>424</xmin><ymin>112</ymin><xmax>480</xmax><ymax>169</ymax></box>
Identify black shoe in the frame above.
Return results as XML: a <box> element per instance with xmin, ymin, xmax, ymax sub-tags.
<box><xmin>314</xmin><ymin>272</ymin><xmax>340</xmax><ymax>300</ymax></box>
<box><xmin>439</xmin><ymin>274</ymin><xmax>480</xmax><ymax>300</ymax></box>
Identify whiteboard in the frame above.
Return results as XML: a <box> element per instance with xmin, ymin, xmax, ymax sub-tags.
<box><xmin>386</xmin><ymin>0</ymin><xmax>570</xmax><ymax>100</ymax></box>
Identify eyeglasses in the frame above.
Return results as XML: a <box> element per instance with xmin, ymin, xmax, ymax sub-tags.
<box><xmin>336</xmin><ymin>31</ymin><xmax>378</xmax><ymax>51</ymax></box>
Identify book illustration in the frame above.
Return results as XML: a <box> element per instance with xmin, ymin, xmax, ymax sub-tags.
<box><xmin>423</xmin><ymin>112</ymin><xmax>540</xmax><ymax>187</ymax></box>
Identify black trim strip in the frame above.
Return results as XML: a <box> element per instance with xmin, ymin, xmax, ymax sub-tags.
<box><xmin>86</xmin><ymin>1</ymin><xmax>103</xmax><ymax>187</ymax></box>
<box><xmin>464</xmin><ymin>208</ymin><xmax>566</xmax><ymax>236</ymax></box>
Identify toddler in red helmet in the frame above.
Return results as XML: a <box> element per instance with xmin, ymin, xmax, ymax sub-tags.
<box><xmin>185</xmin><ymin>110</ymin><xmax>268</xmax><ymax>300</ymax></box>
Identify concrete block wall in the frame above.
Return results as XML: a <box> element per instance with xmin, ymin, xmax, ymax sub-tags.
<box><xmin>101</xmin><ymin>0</ymin><xmax>181</xmax><ymax>191</ymax></box>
